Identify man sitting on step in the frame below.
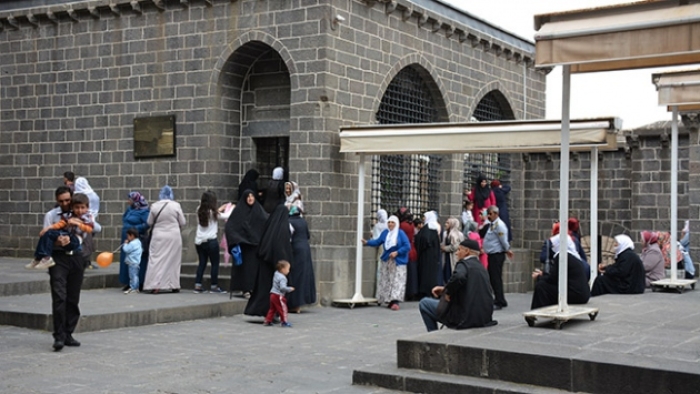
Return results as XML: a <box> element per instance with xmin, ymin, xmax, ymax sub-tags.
<box><xmin>418</xmin><ymin>239</ymin><xmax>497</xmax><ymax>332</ymax></box>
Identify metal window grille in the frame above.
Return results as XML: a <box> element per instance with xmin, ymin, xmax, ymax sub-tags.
<box><xmin>463</xmin><ymin>92</ymin><xmax>513</xmax><ymax>193</ymax></box>
<box><xmin>255</xmin><ymin>137</ymin><xmax>289</xmax><ymax>186</ymax></box>
<box><xmin>372</xmin><ymin>67</ymin><xmax>442</xmax><ymax>217</ymax></box>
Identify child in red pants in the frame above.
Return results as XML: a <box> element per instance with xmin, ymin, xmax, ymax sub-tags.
<box><xmin>264</xmin><ymin>260</ymin><xmax>295</xmax><ymax>327</ymax></box>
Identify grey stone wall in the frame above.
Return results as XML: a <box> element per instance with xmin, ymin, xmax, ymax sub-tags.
<box><xmin>0</xmin><ymin>0</ymin><xmax>545</xmax><ymax>303</ymax></box>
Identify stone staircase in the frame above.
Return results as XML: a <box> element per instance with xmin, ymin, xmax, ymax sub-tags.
<box><xmin>0</xmin><ymin>258</ymin><xmax>247</xmax><ymax>333</ymax></box>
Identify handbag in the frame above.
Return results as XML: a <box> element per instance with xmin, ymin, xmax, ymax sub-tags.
<box><xmin>145</xmin><ymin>202</ymin><xmax>169</xmax><ymax>242</ymax></box>
<box><xmin>543</xmin><ymin>239</ymin><xmax>552</xmax><ymax>274</ymax></box>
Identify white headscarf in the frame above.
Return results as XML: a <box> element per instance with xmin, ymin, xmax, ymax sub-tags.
<box><xmin>74</xmin><ymin>177</ymin><xmax>100</xmax><ymax>217</ymax></box>
<box><xmin>424</xmin><ymin>211</ymin><xmax>439</xmax><ymax>231</ymax></box>
<box><xmin>549</xmin><ymin>234</ymin><xmax>581</xmax><ymax>260</ymax></box>
<box><xmin>272</xmin><ymin>167</ymin><xmax>284</xmax><ymax>181</ymax></box>
<box><xmin>373</xmin><ymin>209</ymin><xmax>388</xmax><ymax>239</ymax></box>
<box><xmin>614</xmin><ymin>234</ymin><xmax>634</xmax><ymax>258</ymax></box>
<box><xmin>384</xmin><ymin>215</ymin><xmax>400</xmax><ymax>250</ymax></box>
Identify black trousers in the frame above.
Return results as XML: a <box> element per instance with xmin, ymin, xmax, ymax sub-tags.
<box><xmin>49</xmin><ymin>252</ymin><xmax>85</xmax><ymax>341</ymax></box>
<box><xmin>487</xmin><ymin>252</ymin><xmax>507</xmax><ymax>307</ymax></box>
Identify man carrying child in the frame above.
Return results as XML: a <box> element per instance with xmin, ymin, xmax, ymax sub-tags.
<box><xmin>27</xmin><ymin>193</ymin><xmax>94</xmax><ymax>270</ymax></box>
<box><xmin>41</xmin><ymin>186</ymin><xmax>88</xmax><ymax>351</ymax></box>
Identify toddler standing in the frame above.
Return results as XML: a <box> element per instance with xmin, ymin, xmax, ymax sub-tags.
<box><xmin>121</xmin><ymin>228</ymin><xmax>143</xmax><ymax>294</ymax></box>
<box><xmin>264</xmin><ymin>260</ymin><xmax>295</xmax><ymax>327</ymax></box>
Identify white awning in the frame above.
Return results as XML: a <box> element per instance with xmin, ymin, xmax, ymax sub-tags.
<box><xmin>339</xmin><ymin>118</ymin><xmax>621</xmax><ymax>155</ymax></box>
<box><xmin>652</xmin><ymin>68</ymin><xmax>700</xmax><ymax>109</ymax></box>
<box><xmin>534</xmin><ymin>1</ymin><xmax>700</xmax><ymax>73</ymax></box>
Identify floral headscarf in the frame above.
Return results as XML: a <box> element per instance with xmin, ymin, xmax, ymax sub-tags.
<box><xmin>640</xmin><ymin>231</ymin><xmax>659</xmax><ymax>248</ymax></box>
<box><xmin>128</xmin><ymin>191</ymin><xmax>149</xmax><ymax>210</ymax></box>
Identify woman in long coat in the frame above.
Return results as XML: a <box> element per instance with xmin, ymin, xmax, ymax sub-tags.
<box><xmin>143</xmin><ymin>185</ymin><xmax>186</xmax><ymax>293</ymax></box>
<box><xmin>490</xmin><ymin>179</ymin><xmax>512</xmax><ymax>242</ymax></box>
<box><xmin>591</xmin><ymin>234</ymin><xmax>646</xmax><ymax>296</ymax></box>
<box><xmin>531</xmin><ymin>235</ymin><xmax>590</xmax><ymax>309</ymax></box>
<box><xmin>468</xmin><ymin>174</ymin><xmax>496</xmax><ymax>227</ymax></box>
<box><xmin>225</xmin><ymin>190</ymin><xmax>268</xmax><ymax>298</ymax></box>
<box><xmin>640</xmin><ymin>230</ymin><xmax>664</xmax><ymax>287</ymax></box>
<box><xmin>414</xmin><ymin>211</ymin><xmax>441</xmax><ymax>299</ymax></box>
<box><xmin>286</xmin><ymin>206</ymin><xmax>317</xmax><ymax>312</ymax></box>
<box><xmin>441</xmin><ymin>217</ymin><xmax>465</xmax><ymax>283</ymax></box>
<box><xmin>120</xmin><ymin>192</ymin><xmax>150</xmax><ymax>290</ymax></box>
<box><xmin>246</xmin><ymin>202</ymin><xmax>293</xmax><ymax>316</ymax></box>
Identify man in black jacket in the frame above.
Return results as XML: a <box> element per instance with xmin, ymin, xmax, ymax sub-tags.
<box><xmin>418</xmin><ymin>239</ymin><xmax>496</xmax><ymax>332</ymax></box>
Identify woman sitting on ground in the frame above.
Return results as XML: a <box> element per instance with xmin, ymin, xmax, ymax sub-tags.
<box><xmin>591</xmin><ymin>234</ymin><xmax>645</xmax><ymax>296</ymax></box>
<box><xmin>639</xmin><ymin>230</ymin><xmax>664</xmax><ymax>287</ymax></box>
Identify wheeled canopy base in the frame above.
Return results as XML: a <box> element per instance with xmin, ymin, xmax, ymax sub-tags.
<box><xmin>523</xmin><ymin>305</ymin><xmax>599</xmax><ymax>329</ymax></box>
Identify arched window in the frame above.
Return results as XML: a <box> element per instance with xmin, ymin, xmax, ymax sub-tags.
<box><xmin>464</xmin><ymin>91</ymin><xmax>514</xmax><ymax>193</ymax></box>
<box><xmin>372</xmin><ymin>66</ymin><xmax>444</xmax><ymax>217</ymax></box>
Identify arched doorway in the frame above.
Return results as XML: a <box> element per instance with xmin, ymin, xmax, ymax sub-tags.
<box><xmin>218</xmin><ymin>41</ymin><xmax>290</xmax><ymax>197</ymax></box>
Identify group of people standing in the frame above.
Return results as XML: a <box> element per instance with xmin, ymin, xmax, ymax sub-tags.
<box><xmin>365</xmin><ymin>174</ymin><xmax>513</xmax><ymax>317</ymax></box>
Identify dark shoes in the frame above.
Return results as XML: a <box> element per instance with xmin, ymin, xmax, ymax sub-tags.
<box><xmin>53</xmin><ymin>340</ymin><xmax>64</xmax><ymax>351</ymax></box>
<box><xmin>493</xmin><ymin>304</ymin><xmax>502</xmax><ymax>310</ymax></box>
<box><xmin>65</xmin><ymin>336</ymin><xmax>81</xmax><ymax>347</ymax></box>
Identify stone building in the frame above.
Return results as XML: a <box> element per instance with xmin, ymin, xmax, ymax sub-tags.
<box><xmin>0</xmin><ymin>0</ymin><xmax>548</xmax><ymax>303</ymax></box>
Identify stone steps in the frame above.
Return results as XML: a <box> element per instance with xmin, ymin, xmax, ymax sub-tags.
<box><xmin>353</xmin><ymin>363</ymin><xmax>569</xmax><ymax>394</ymax></box>
<box><xmin>354</xmin><ymin>329</ymin><xmax>700</xmax><ymax>394</ymax></box>
<box><xmin>0</xmin><ymin>259</ymin><xmax>248</xmax><ymax>333</ymax></box>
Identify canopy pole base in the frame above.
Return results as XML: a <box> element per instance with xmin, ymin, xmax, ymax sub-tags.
<box><xmin>332</xmin><ymin>294</ymin><xmax>379</xmax><ymax>309</ymax></box>
<box><xmin>523</xmin><ymin>305</ymin><xmax>599</xmax><ymax>330</ymax></box>
<box><xmin>650</xmin><ymin>278</ymin><xmax>696</xmax><ymax>293</ymax></box>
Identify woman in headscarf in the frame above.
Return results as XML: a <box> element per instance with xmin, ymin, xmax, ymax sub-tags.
<box><xmin>120</xmin><ymin>192</ymin><xmax>150</xmax><ymax>291</ymax></box>
<box><xmin>414</xmin><ymin>211</ymin><xmax>442</xmax><ymax>299</ymax></box>
<box><xmin>371</xmin><ymin>209</ymin><xmax>389</xmax><ymax>294</ymax></box>
<box><xmin>591</xmin><ymin>234</ymin><xmax>646</xmax><ymax>296</ymax></box>
<box><xmin>363</xmin><ymin>215</ymin><xmax>410</xmax><ymax>310</ymax></box>
<box><xmin>468</xmin><ymin>174</ymin><xmax>496</xmax><ymax>227</ymax></box>
<box><xmin>263</xmin><ymin>167</ymin><xmax>286</xmax><ymax>214</ymax></box>
<box><xmin>143</xmin><ymin>185</ymin><xmax>186</xmax><ymax>294</ymax></box>
<box><xmin>225</xmin><ymin>189</ymin><xmax>269</xmax><ymax>299</ymax></box>
<box><xmin>284</xmin><ymin>181</ymin><xmax>304</xmax><ymax>213</ymax></box>
<box><xmin>531</xmin><ymin>234</ymin><xmax>591</xmax><ymax>309</ymax></box>
<box><xmin>440</xmin><ymin>217</ymin><xmax>465</xmax><ymax>283</ymax></box>
<box><xmin>73</xmin><ymin>177</ymin><xmax>100</xmax><ymax>218</ymax></box>
<box><xmin>247</xmin><ymin>199</ymin><xmax>293</xmax><ymax>316</ymax></box>
<box><xmin>71</xmin><ymin>176</ymin><xmax>102</xmax><ymax>269</ymax></box>
<box><xmin>396</xmin><ymin>207</ymin><xmax>419</xmax><ymax>301</ymax></box>
<box><xmin>238</xmin><ymin>169</ymin><xmax>260</xmax><ymax>201</ymax></box>
<box><xmin>286</xmin><ymin>206</ymin><xmax>317</xmax><ymax>313</ymax></box>
<box><xmin>540</xmin><ymin>222</ymin><xmax>590</xmax><ymax>280</ymax></box>
<box><xmin>490</xmin><ymin>179</ymin><xmax>511</xmax><ymax>242</ymax></box>
<box><xmin>640</xmin><ymin>230</ymin><xmax>664</xmax><ymax>287</ymax></box>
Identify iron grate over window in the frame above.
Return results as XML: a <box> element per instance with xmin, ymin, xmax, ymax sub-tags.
<box><xmin>373</xmin><ymin>66</ymin><xmax>442</xmax><ymax>217</ymax></box>
<box><xmin>463</xmin><ymin>91</ymin><xmax>513</xmax><ymax>196</ymax></box>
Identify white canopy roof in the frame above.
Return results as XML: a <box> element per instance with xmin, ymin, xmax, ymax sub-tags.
<box><xmin>534</xmin><ymin>0</ymin><xmax>700</xmax><ymax>73</ymax></box>
<box><xmin>652</xmin><ymin>68</ymin><xmax>700</xmax><ymax>111</ymax></box>
<box><xmin>339</xmin><ymin>118</ymin><xmax>621</xmax><ymax>155</ymax></box>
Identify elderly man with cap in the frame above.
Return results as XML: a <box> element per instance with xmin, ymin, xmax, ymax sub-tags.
<box><xmin>418</xmin><ymin>238</ymin><xmax>496</xmax><ymax>332</ymax></box>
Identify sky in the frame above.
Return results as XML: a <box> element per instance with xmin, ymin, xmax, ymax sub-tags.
<box><xmin>442</xmin><ymin>0</ymin><xmax>674</xmax><ymax>129</ymax></box>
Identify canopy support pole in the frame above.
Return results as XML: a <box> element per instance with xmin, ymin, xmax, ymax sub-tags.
<box><xmin>524</xmin><ymin>65</ymin><xmax>599</xmax><ymax>328</ymax></box>
<box><xmin>557</xmin><ymin>65</ymin><xmax>571</xmax><ymax>313</ymax></box>
<box><xmin>590</xmin><ymin>146</ymin><xmax>599</xmax><ymax>284</ymax></box>
<box><xmin>670</xmin><ymin>106</ymin><xmax>679</xmax><ymax>283</ymax></box>
<box><xmin>333</xmin><ymin>154</ymin><xmax>378</xmax><ymax>307</ymax></box>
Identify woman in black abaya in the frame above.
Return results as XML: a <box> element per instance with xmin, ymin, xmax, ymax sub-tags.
<box><xmin>245</xmin><ymin>203</ymin><xmax>294</xmax><ymax>317</ymax></box>
<box><xmin>287</xmin><ymin>206</ymin><xmax>317</xmax><ymax>312</ymax></box>
<box><xmin>225</xmin><ymin>190</ymin><xmax>268</xmax><ymax>299</ymax></box>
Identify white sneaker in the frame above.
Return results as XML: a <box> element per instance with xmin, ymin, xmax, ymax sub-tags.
<box><xmin>25</xmin><ymin>259</ymin><xmax>40</xmax><ymax>269</ymax></box>
<box><xmin>34</xmin><ymin>257</ymin><xmax>55</xmax><ymax>270</ymax></box>
<box><xmin>124</xmin><ymin>288</ymin><xmax>139</xmax><ymax>294</ymax></box>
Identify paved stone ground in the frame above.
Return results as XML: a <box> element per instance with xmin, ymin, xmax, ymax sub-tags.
<box><xmin>2</xmin><ymin>256</ymin><xmax>700</xmax><ymax>393</ymax></box>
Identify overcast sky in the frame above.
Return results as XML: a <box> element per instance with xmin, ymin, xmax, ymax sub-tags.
<box><xmin>443</xmin><ymin>0</ymin><xmax>675</xmax><ymax>129</ymax></box>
